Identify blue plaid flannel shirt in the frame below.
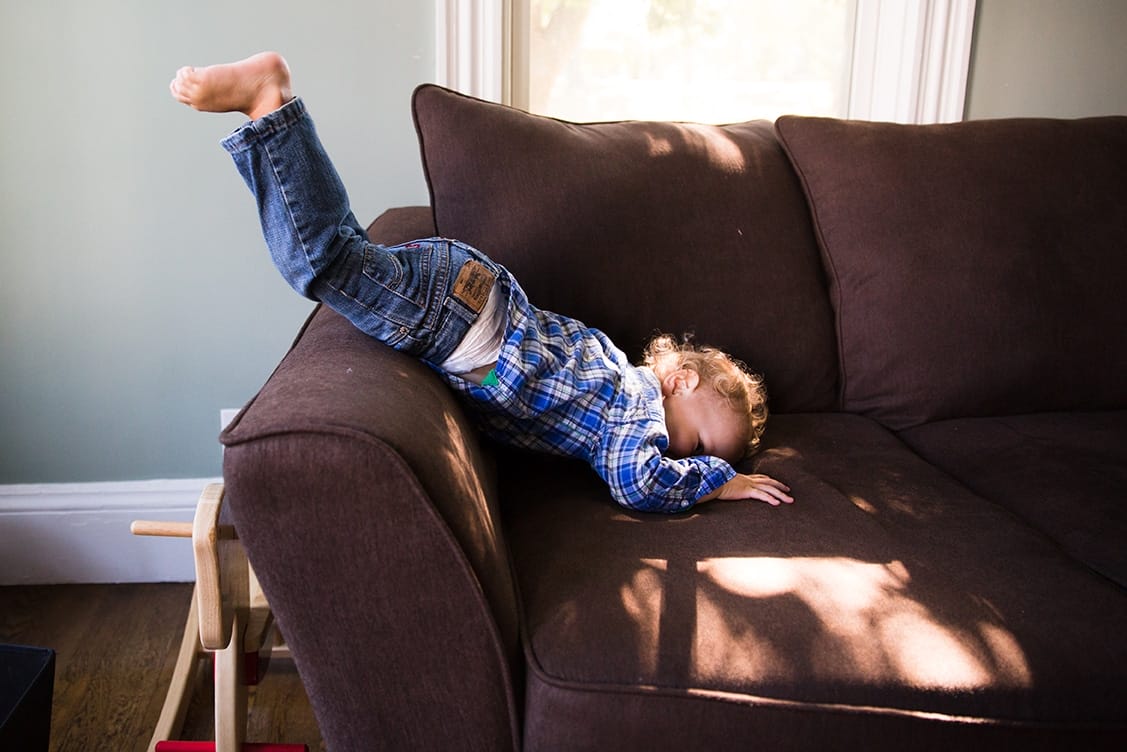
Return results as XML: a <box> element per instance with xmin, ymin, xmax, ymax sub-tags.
<box><xmin>446</xmin><ymin>273</ymin><xmax>736</xmax><ymax>513</ymax></box>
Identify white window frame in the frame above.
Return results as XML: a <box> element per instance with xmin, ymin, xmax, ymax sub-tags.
<box><xmin>436</xmin><ymin>0</ymin><xmax>977</xmax><ymax>124</ymax></box>
<box><xmin>435</xmin><ymin>0</ymin><xmax>510</xmax><ymax>105</ymax></box>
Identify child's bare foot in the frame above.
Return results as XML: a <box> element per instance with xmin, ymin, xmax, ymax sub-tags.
<box><xmin>170</xmin><ymin>51</ymin><xmax>292</xmax><ymax>120</ymax></box>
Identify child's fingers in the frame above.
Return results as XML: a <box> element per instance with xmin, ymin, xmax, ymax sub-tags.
<box><xmin>751</xmin><ymin>478</ymin><xmax>794</xmax><ymax>505</ymax></box>
<box><xmin>749</xmin><ymin>473</ymin><xmax>791</xmax><ymax>491</ymax></box>
<box><xmin>754</xmin><ymin>491</ymin><xmax>781</xmax><ymax>506</ymax></box>
<box><xmin>741</xmin><ymin>474</ymin><xmax>793</xmax><ymax>504</ymax></box>
<box><xmin>710</xmin><ymin>474</ymin><xmax>795</xmax><ymax>504</ymax></box>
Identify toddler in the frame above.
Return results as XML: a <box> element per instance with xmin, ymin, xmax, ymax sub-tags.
<box><xmin>171</xmin><ymin>52</ymin><xmax>793</xmax><ymax>513</ymax></box>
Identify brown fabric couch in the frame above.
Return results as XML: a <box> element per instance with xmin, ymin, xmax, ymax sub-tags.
<box><xmin>220</xmin><ymin>86</ymin><xmax>1127</xmax><ymax>750</ymax></box>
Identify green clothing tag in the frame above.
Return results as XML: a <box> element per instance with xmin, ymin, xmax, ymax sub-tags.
<box><xmin>482</xmin><ymin>368</ymin><xmax>499</xmax><ymax>387</ymax></box>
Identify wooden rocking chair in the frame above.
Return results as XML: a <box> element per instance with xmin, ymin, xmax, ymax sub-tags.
<box><xmin>131</xmin><ymin>483</ymin><xmax>307</xmax><ymax>752</ymax></box>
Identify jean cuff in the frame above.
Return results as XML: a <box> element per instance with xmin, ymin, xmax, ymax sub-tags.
<box><xmin>220</xmin><ymin>96</ymin><xmax>308</xmax><ymax>154</ymax></box>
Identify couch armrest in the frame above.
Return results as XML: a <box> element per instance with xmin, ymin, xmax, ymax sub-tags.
<box><xmin>219</xmin><ymin>206</ymin><xmax>519</xmax><ymax>751</ymax></box>
<box><xmin>365</xmin><ymin>205</ymin><xmax>437</xmax><ymax>244</ymax></box>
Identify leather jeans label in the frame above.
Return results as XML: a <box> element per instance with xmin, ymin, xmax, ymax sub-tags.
<box><xmin>452</xmin><ymin>259</ymin><xmax>496</xmax><ymax>313</ymax></box>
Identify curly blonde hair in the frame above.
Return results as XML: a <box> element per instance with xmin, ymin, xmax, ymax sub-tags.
<box><xmin>642</xmin><ymin>334</ymin><xmax>768</xmax><ymax>458</ymax></box>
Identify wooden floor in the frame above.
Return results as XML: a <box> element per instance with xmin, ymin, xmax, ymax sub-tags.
<box><xmin>0</xmin><ymin>583</ymin><xmax>325</xmax><ymax>752</ymax></box>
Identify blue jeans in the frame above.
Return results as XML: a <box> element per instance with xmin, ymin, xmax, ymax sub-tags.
<box><xmin>221</xmin><ymin>97</ymin><xmax>501</xmax><ymax>365</ymax></box>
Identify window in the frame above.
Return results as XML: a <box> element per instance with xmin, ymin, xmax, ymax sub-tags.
<box><xmin>522</xmin><ymin>0</ymin><xmax>856</xmax><ymax>123</ymax></box>
<box><xmin>436</xmin><ymin>0</ymin><xmax>976</xmax><ymax>124</ymax></box>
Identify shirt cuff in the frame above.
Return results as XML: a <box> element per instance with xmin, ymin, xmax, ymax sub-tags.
<box><xmin>693</xmin><ymin>461</ymin><xmax>738</xmax><ymax>503</ymax></box>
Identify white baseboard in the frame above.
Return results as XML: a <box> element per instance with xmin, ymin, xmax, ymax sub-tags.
<box><xmin>0</xmin><ymin>478</ymin><xmax>220</xmax><ymax>585</ymax></box>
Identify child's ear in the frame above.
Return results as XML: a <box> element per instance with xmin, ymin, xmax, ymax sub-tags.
<box><xmin>662</xmin><ymin>368</ymin><xmax>700</xmax><ymax>396</ymax></box>
<box><xmin>680</xmin><ymin>368</ymin><xmax>701</xmax><ymax>393</ymax></box>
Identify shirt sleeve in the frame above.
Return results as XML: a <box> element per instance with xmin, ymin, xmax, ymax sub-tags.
<box><xmin>594</xmin><ymin>417</ymin><xmax>737</xmax><ymax>513</ymax></box>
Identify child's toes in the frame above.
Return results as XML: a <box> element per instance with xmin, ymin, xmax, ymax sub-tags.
<box><xmin>170</xmin><ymin>68</ymin><xmax>194</xmax><ymax>100</ymax></box>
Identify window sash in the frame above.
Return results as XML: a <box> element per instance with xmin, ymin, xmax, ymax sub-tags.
<box><xmin>436</xmin><ymin>0</ymin><xmax>977</xmax><ymax>124</ymax></box>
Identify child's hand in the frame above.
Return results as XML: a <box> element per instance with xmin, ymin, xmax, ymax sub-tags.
<box><xmin>701</xmin><ymin>473</ymin><xmax>794</xmax><ymax>506</ymax></box>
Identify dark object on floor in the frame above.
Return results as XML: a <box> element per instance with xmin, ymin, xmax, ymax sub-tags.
<box><xmin>0</xmin><ymin>644</ymin><xmax>55</xmax><ymax>752</ymax></box>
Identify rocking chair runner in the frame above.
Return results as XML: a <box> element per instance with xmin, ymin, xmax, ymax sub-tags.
<box><xmin>131</xmin><ymin>483</ymin><xmax>307</xmax><ymax>752</ymax></box>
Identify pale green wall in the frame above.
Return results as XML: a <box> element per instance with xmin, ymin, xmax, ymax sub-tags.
<box><xmin>3</xmin><ymin>1</ymin><xmax>1125</xmax><ymax>485</ymax></box>
<box><xmin>966</xmin><ymin>0</ymin><xmax>1127</xmax><ymax>119</ymax></box>
<box><xmin>0</xmin><ymin>0</ymin><xmax>434</xmax><ymax>483</ymax></box>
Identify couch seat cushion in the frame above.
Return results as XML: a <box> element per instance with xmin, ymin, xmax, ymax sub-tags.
<box><xmin>501</xmin><ymin>414</ymin><xmax>1127</xmax><ymax>748</ymax></box>
<box><xmin>412</xmin><ymin>85</ymin><xmax>838</xmax><ymax>413</ymax></box>
<box><xmin>775</xmin><ymin>115</ymin><xmax>1127</xmax><ymax>429</ymax></box>
<box><xmin>899</xmin><ymin>410</ymin><xmax>1127</xmax><ymax>589</ymax></box>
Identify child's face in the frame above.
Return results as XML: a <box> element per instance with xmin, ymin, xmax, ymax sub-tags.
<box><xmin>660</xmin><ymin>369</ymin><xmax>747</xmax><ymax>463</ymax></box>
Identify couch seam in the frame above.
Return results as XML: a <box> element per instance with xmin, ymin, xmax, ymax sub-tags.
<box><xmin>521</xmin><ymin>649</ymin><xmax>1123</xmax><ymax>730</ymax></box>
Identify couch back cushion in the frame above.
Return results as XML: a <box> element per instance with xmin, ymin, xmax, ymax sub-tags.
<box><xmin>776</xmin><ymin>115</ymin><xmax>1127</xmax><ymax>429</ymax></box>
<box><xmin>412</xmin><ymin>85</ymin><xmax>838</xmax><ymax>413</ymax></box>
